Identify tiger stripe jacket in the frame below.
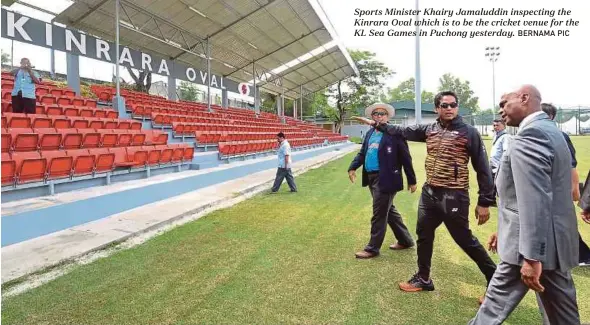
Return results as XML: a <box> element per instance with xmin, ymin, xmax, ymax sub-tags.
<box><xmin>375</xmin><ymin>116</ymin><xmax>496</xmax><ymax>207</ymax></box>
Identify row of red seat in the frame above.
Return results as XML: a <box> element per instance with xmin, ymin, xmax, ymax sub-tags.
<box><xmin>1</xmin><ymin>83</ymin><xmax>78</xmax><ymax>99</ymax></box>
<box><xmin>1</xmin><ymin>101</ymin><xmax>117</xmax><ymax>117</ymax></box>
<box><xmin>217</xmin><ymin>138</ymin><xmax>323</xmax><ymax>156</ymax></box>
<box><xmin>132</xmin><ymin>106</ymin><xmax>214</xmax><ymax>118</ymax></box>
<box><xmin>232</xmin><ymin>119</ymin><xmax>291</xmax><ymax>128</ymax></box>
<box><xmin>172</xmin><ymin>122</ymin><xmax>299</xmax><ymax>135</ymax></box>
<box><xmin>149</xmin><ymin>113</ymin><xmax>231</xmax><ymax>126</ymax></box>
<box><xmin>195</xmin><ymin>131</ymin><xmax>314</xmax><ymax>144</ymax></box>
<box><xmin>219</xmin><ymin>140</ymin><xmax>278</xmax><ymax>156</ymax></box>
<box><xmin>2</xmin><ymin>128</ymin><xmax>167</xmax><ymax>152</ymax></box>
<box><xmin>326</xmin><ymin>136</ymin><xmax>349</xmax><ymax>142</ymax></box>
<box><xmin>150</xmin><ymin>112</ymin><xmax>225</xmax><ymax>125</ymax></box>
<box><xmin>2</xmin><ymin>113</ymin><xmax>140</xmax><ymax>130</ymax></box>
<box><xmin>1</xmin><ymin>144</ymin><xmax>194</xmax><ymax>185</ymax></box>
<box><xmin>1</xmin><ymin>91</ymin><xmax>97</xmax><ymax>107</ymax></box>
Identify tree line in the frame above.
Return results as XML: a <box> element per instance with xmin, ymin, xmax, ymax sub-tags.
<box><xmin>309</xmin><ymin>50</ymin><xmax>482</xmax><ymax>133</ymax></box>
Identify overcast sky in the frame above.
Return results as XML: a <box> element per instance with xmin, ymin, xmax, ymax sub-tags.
<box><xmin>2</xmin><ymin>0</ymin><xmax>589</xmax><ymax>108</ymax></box>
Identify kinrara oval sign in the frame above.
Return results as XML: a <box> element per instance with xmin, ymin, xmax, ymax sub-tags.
<box><xmin>0</xmin><ymin>9</ymin><xmax>252</xmax><ymax>95</ymax></box>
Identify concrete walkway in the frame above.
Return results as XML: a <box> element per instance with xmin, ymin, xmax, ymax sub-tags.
<box><xmin>1</xmin><ymin>144</ymin><xmax>358</xmax><ymax>283</ymax></box>
<box><xmin>1</xmin><ymin>143</ymin><xmax>351</xmax><ymax>246</ymax></box>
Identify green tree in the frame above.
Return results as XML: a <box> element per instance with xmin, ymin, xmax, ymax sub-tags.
<box><xmin>437</xmin><ymin>73</ymin><xmax>479</xmax><ymax>113</ymax></box>
<box><xmin>260</xmin><ymin>91</ymin><xmax>277</xmax><ymax>113</ymax></box>
<box><xmin>1</xmin><ymin>51</ymin><xmax>10</xmax><ymax>65</ymax></box>
<box><xmin>306</xmin><ymin>90</ymin><xmax>332</xmax><ymax>117</ymax></box>
<box><xmin>178</xmin><ymin>81</ymin><xmax>199</xmax><ymax>102</ymax></box>
<box><xmin>126</xmin><ymin>67</ymin><xmax>152</xmax><ymax>93</ymax></box>
<box><xmin>421</xmin><ymin>90</ymin><xmax>435</xmax><ymax>105</ymax></box>
<box><xmin>327</xmin><ymin>50</ymin><xmax>392</xmax><ymax>133</ymax></box>
<box><xmin>386</xmin><ymin>78</ymin><xmax>415</xmax><ymax>101</ymax></box>
<box><xmin>382</xmin><ymin>78</ymin><xmax>435</xmax><ymax>104</ymax></box>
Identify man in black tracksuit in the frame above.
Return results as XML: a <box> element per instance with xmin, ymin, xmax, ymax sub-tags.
<box><xmin>354</xmin><ymin>91</ymin><xmax>496</xmax><ymax>301</ymax></box>
<box><xmin>348</xmin><ymin>103</ymin><xmax>417</xmax><ymax>259</ymax></box>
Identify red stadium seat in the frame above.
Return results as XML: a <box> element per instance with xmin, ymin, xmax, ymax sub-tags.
<box><xmin>7</xmin><ymin>113</ymin><xmax>31</xmax><ymax>128</ymax></box>
<box><xmin>92</xmin><ymin>148</ymin><xmax>115</xmax><ymax>173</ymax></box>
<box><xmin>46</xmin><ymin>105</ymin><xmax>63</xmax><ymax>116</ymax></box>
<box><xmin>1</xmin><ymin>152</ymin><xmax>16</xmax><ymax>185</ymax></box>
<box><xmin>157</xmin><ymin>145</ymin><xmax>173</xmax><ymax>164</ymax></box>
<box><xmin>81</xmin><ymin>129</ymin><xmax>101</xmax><ymax>148</ymax></box>
<box><xmin>85</xmin><ymin>99</ymin><xmax>98</xmax><ymax>108</ymax></box>
<box><xmin>67</xmin><ymin>149</ymin><xmax>95</xmax><ymax>176</ymax></box>
<box><xmin>52</xmin><ymin>117</ymin><xmax>71</xmax><ymax>129</ymax></box>
<box><xmin>99</xmin><ymin>130</ymin><xmax>118</xmax><ymax>148</ymax></box>
<box><xmin>57</xmin><ymin>129</ymin><xmax>82</xmax><ymax>149</ymax></box>
<box><xmin>142</xmin><ymin>145</ymin><xmax>161</xmax><ymax>166</ymax></box>
<box><xmin>42</xmin><ymin>150</ymin><xmax>73</xmax><ymax>180</ymax></box>
<box><xmin>126</xmin><ymin>147</ymin><xmax>148</xmax><ymax>167</ymax></box>
<box><xmin>1</xmin><ymin>129</ymin><xmax>11</xmax><ymax>153</ymax></box>
<box><xmin>71</xmin><ymin>118</ymin><xmax>89</xmax><ymax>129</ymax></box>
<box><xmin>36</xmin><ymin>128</ymin><xmax>62</xmax><ymax>151</ymax></box>
<box><xmin>32</xmin><ymin>116</ymin><xmax>52</xmax><ymax>128</ymax></box>
<box><xmin>13</xmin><ymin>151</ymin><xmax>46</xmax><ymax>183</ymax></box>
<box><xmin>88</xmin><ymin>119</ymin><xmax>104</xmax><ymax>129</ymax></box>
<box><xmin>11</xmin><ymin>130</ymin><xmax>38</xmax><ymax>152</ymax></box>
<box><xmin>110</xmin><ymin>147</ymin><xmax>135</xmax><ymax>167</ymax></box>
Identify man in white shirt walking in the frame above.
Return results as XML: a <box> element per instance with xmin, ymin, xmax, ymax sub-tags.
<box><xmin>271</xmin><ymin>132</ymin><xmax>298</xmax><ymax>193</ymax></box>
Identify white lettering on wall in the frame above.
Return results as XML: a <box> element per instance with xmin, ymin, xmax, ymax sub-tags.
<box><xmin>96</xmin><ymin>39</ymin><xmax>111</xmax><ymax>61</ymax></box>
<box><xmin>7</xmin><ymin>12</ymin><xmax>32</xmax><ymax>41</ymax></box>
<box><xmin>119</xmin><ymin>47</ymin><xmax>134</xmax><ymax>67</ymax></box>
<box><xmin>186</xmin><ymin>68</ymin><xmax>196</xmax><ymax>81</ymax></box>
<box><xmin>45</xmin><ymin>23</ymin><xmax>52</xmax><ymax>46</ymax></box>
<box><xmin>65</xmin><ymin>30</ymin><xmax>87</xmax><ymax>55</ymax></box>
<box><xmin>158</xmin><ymin>60</ymin><xmax>170</xmax><ymax>75</ymax></box>
<box><xmin>141</xmin><ymin>53</ymin><xmax>153</xmax><ymax>71</ymax></box>
<box><xmin>199</xmin><ymin>71</ymin><xmax>207</xmax><ymax>84</ymax></box>
<box><xmin>210</xmin><ymin>75</ymin><xmax>218</xmax><ymax>88</ymax></box>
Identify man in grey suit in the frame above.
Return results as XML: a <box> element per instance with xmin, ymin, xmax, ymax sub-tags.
<box><xmin>469</xmin><ymin>85</ymin><xmax>580</xmax><ymax>325</ymax></box>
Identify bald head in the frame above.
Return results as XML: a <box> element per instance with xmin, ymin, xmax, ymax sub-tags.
<box><xmin>519</xmin><ymin>84</ymin><xmax>542</xmax><ymax>108</ymax></box>
<box><xmin>498</xmin><ymin>84</ymin><xmax>543</xmax><ymax>127</ymax></box>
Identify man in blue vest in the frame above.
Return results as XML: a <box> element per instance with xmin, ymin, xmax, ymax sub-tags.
<box><xmin>348</xmin><ymin>103</ymin><xmax>417</xmax><ymax>258</ymax></box>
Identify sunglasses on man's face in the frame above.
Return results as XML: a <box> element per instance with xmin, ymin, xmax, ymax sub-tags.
<box><xmin>372</xmin><ymin>111</ymin><xmax>388</xmax><ymax>116</ymax></box>
<box><xmin>439</xmin><ymin>103</ymin><xmax>458</xmax><ymax>109</ymax></box>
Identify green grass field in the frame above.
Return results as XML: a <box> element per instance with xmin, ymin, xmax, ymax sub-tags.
<box><xmin>2</xmin><ymin>137</ymin><xmax>590</xmax><ymax>325</ymax></box>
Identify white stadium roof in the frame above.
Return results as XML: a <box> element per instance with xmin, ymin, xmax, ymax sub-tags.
<box><xmin>53</xmin><ymin>0</ymin><xmax>358</xmax><ymax>99</ymax></box>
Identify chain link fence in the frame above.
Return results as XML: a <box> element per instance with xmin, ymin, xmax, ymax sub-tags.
<box><xmin>462</xmin><ymin>107</ymin><xmax>590</xmax><ymax>136</ymax></box>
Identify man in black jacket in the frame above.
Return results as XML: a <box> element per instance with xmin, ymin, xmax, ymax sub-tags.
<box><xmin>354</xmin><ymin>91</ymin><xmax>496</xmax><ymax>300</ymax></box>
<box><xmin>348</xmin><ymin>103</ymin><xmax>417</xmax><ymax>259</ymax></box>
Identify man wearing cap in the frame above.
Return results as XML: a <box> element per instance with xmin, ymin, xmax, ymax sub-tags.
<box><xmin>348</xmin><ymin>103</ymin><xmax>417</xmax><ymax>259</ymax></box>
<box><xmin>353</xmin><ymin>91</ymin><xmax>496</xmax><ymax>300</ymax></box>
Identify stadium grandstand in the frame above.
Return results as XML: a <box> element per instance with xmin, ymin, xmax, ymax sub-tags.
<box><xmin>0</xmin><ymin>0</ymin><xmax>357</xmax><ymax>283</ymax></box>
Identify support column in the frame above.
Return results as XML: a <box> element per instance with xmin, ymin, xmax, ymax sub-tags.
<box><xmin>113</xmin><ymin>0</ymin><xmax>127</xmax><ymax>118</ymax></box>
<box><xmin>253</xmin><ymin>62</ymin><xmax>259</xmax><ymax>114</ymax></box>
<box><xmin>66</xmin><ymin>53</ymin><xmax>81</xmax><ymax>95</ymax></box>
<box><xmin>254</xmin><ymin>86</ymin><xmax>261</xmax><ymax>114</ymax></box>
<box><xmin>299</xmin><ymin>87</ymin><xmax>303</xmax><ymax>121</ymax></box>
<box><xmin>206</xmin><ymin>37</ymin><xmax>212</xmax><ymax>112</ymax></box>
<box><xmin>167</xmin><ymin>75</ymin><xmax>177</xmax><ymax>101</ymax></box>
<box><xmin>277</xmin><ymin>94</ymin><xmax>283</xmax><ymax>116</ymax></box>
<box><xmin>293</xmin><ymin>99</ymin><xmax>297</xmax><ymax>119</ymax></box>
<box><xmin>50</xmin><ymin>49</ymin><xmax>55</xmax><ymax>78</ymax></box>
<box><xmin>221</xmin><ymin>88</ymin><xmax>228</xmax><ymax>108</ymax></box>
